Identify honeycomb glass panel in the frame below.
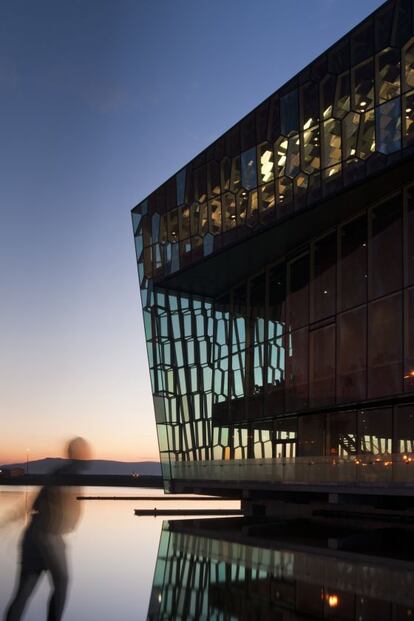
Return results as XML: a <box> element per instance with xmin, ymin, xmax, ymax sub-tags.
<box><xmin>342</xmin><ymin>111</ymin><xmax>360</xmax><ymax>160</ymax></box>
<box><xmin>377</xmin><ymin>47</ymin><xmax>401</xmax><ymax>102</ymax></box>
<box><xmin>258</xmin><ymin>142</ymin><xmax>274</xmax><ymax>184</ymax></box>
<box><xmin>403</xmin><ymin>90</ymin><xmax>414</xmax><ymax>145</ymax></box>
<box><xmin>230</xmin><ymin>156</ymin><xmax>241</xmax><ymax>193</ymax></box>
<box><xmin>207</xmin><ymin>160</ymin><xmax>221</xmax><ymax>197</ymax></box>
<box><xmin>302</xmin><ymin>126</ymin><xmax>320</xmax><ymax>174</ymax></box>
<box><xmin>404</xmin><ymin>40</ymin><xmax>414</xmax><ymax>91</ymax></box>
<box><xmin>334</xmin><ymin>71</ymin><xmax>351</xmax><ymax>118</ymax></box>
<box><xmin>376</xmin><ymin>98</ymin><xmax>401</xmax><ymax>154</ymax></box>
<box><xmin>322</xmin><ymin>118</ymin><xmax>342</xmax><ymax>169</ymax></box>
<box><xmin>246</xmin><ymin>189</ymin><xmax>259</xmax><ymax>227</ymax></box>
<box><xmin>176</xmin><ymin>167</ymin><xmax>186</xmax><ymax>205</ymax></box>
<box><xmin>222</xmin><ymin>192</ymin><xmax>236</xmax><ymax>230</ymax></box>
<box><xmin>208</xmin><ymin>198</ymin><xmax>222</xmax><ymax>235</ymax></box>
<box><xmin>357</xmin><ymin>109</ymin><xmax>376</xmax><ymax>158</ymax></box>
<box><xmin>353</xmin><ymin>59</ymin><xmax>375</xmax><ymax>111</ymax></box>
<box><xmin>285</xmin><ymin>134</ymin><xmax>300</xmax><ymax>178</ymax></box>
<box><xmin>220</xmin><ymin>156</ymin><xmax>231</xmax><ymax>191</ymax></box>
<box><xmin>259</xmin><ymin>182</ymin><xmax>275</xmax><ymax>219</ymax></box>
<box><xmin>241</xmin><ymin>148</ymin><xmax>257</xmax><ymax>190</ymax></box>
<box><xmin>275</xmin><ymin>137</ymin><xmax>288</xmax><ymax>176</ymax></box>
<box><xmin>280</xmin><ymin>89</ymin><xmax>299</xmax><ymax>135</ymax></box>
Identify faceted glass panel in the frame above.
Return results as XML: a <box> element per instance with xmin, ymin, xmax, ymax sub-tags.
<box><xmin>285</xmin><ymin>328</ymin><xmax>308</xmax><ymax>412</ymax></box>
<box><xmin>241</xmin><ymin>148</ymin><xmax>257</xmax><ymax>190</ymax></box>
<box><xmin>287</xmin><ymin>254</ymin><xmax>309</xmax><ymax>330</ymax></box>
<box><xmin>310</xmin><ymin>324</ymin><xmax>335</xmax><ymax>407</ymax></box>
<box><xmin>302</xmin><ymin>126</ymin><xmax>320</xmax><ymax>174</ymax></box>
<box><xmin>403</xmin><ymin>90</ymin><xmax>414</xmax><ymax>145</ymax></box>
<box><xmin>311</xmin><ymin>232</ymin><xmax>336</xmax><ymax>322</ymax></box>
<box><xmin>339</xmin><ymin>215</ymin><xmax>367</xmax><ymax>311</ymax></box>
<box><xmin>404</xmin><ymin>40</ymin><xmax>414</xmax><ymax>91</ymax></box>
<box><xmin>368</xmin><ymin>293</ymin><xmax>402</xmax><ymax>398</ymax></box>
<box><xmin>377</xmin><ymin>47</ymin><xmax>401</xmax><ymax>102</ymax></box>
<box><xmin>337</xmin><ymin>306</ymin><xmax>367</xmax><ymax>402</ymax></box>
<box><xmin>258</xmin><ymin>142</ymin><xmax>274</xmax><ymax>184</ymax></box>
<box><xmin>370</xmin><ymin>195</ymin><xmax>402</xmax><ymax>299</ymax></box>
<box><xmin>322</xmin><ymin>118</ymin><xmax>341</xmax><ymax>169</ymax></box>
<box><xmin>280</xmin><ymin>89</ymin><xmax>299</xmax><ymax>135</ymax></box>
<box><xmin>376</xmin><ymin>98</ymin><xmax>401</xmax><ymax>154</ymax></box>
<box><xmin>353</xmin><ymin>59</ymin><xmax>375</xmax><ymax>111</ymax></box>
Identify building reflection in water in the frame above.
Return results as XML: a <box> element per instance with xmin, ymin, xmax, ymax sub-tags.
<box><xmin>148</xmin><ymin>518</ymin><xmax>414</xmax><ymax>620</ymax></box>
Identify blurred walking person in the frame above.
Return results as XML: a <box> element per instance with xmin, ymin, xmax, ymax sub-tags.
<box><xmin>4</xmin><ymin>437</ymin><xmax>92</xmax><ymax>621</ymax></box>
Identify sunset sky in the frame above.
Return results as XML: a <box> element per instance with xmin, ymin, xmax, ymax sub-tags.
<box><xmin>0</xmin><ymin>0</ymin><xmax>383</xmax><ymax>464</ymax></box>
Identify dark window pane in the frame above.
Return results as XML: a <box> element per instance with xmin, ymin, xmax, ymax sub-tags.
<box><xmin>327</xmin><ymin>411</ymin><xmax>358</xmax><ymax>457</ymax></box>
<box><xmin>368</xmin><ymin>293</ymin><xmax>402</xmax><ymax>398</ymax></box>
<box><xmin>404</xmin><ymin>287</ymin><xmax>414</xmax><ymax>392</ymax></box>
<box><xmin>298</xmin><ymin>414</ymin><xmax>326</xmax><ymax>457</ymax></box>
<box><xmin>340</xmin><ymin>215</ymin><xmax>367</xmax><ymax>310</ymax></box>
<box><xmin>310</xmin><ymin>324</ymin><xmax>336</xmax><ymax>407</ymax></box>
<box><xmin>405</xmin><ymin>186</ymin><xmax>414</xmax><ymax>286</ymax></box>
<box><xmin>394</xmin><ymin>406</ymin><xmax>414</xmax><ymax>453</ymax></box>
<box><xmin>370</xmin><ymin>195</ymin><xmax>402</xmax><ymax>299</ymax></box>
<box><xmin>311</xmin><ymin>232</ymin><xmax>336</xmax><ymax>322</ymax></box>
<box><xmin>287</xmin><ymin>254</ymin><xmax>309</xmax><ymax>330</ymax></box>
<box><xmin>358</xmin><ymin>408</ymin><xmax>392</xmax><ymax>454</ymax></box>
<box><xmin>268</xmin><ymin>263</ymin><xmax>286</xmax><ymax>325</ymax></box>
<box><xmin>337</xmin><ymin>306</ymin><xmax>367</xmax><ymax>402</ymax></box>
<box><xmin>285</xmin><ymin>328</ymin><xmax>308</xmax><ymax>411</ymax></box>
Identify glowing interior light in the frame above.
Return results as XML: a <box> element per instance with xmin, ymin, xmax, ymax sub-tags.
<box><xmin>303</xmin><ymin>118</ymin><xmax>313</xmax><ymax>130</ymax></box>
<box><xmin>350</xmin><ymin>148</ymin><xmax>356</xmax><ymax>155</ymax></box>
<box><xmin>323</xmin><ymin>105</ymin><xmax>332</xmax><ymax>119</ymax></box>
<box><xmin>260</xmin><ymin>150</ymin><xmax>274</xmax><ymax>182</ymax></box>
<box><xmin>406</xmin><ymin>107</ymin><xmax>412</xmax><ymax>113</ymax></box>
<box><xmin>327</xmin><ymin>594</ymin><xmax>339</xmax><ymax>608</ymax></box>
<box><xmin>360</xmin><ymin>100</ymin><xmax>367</xmax><ymax>107</ymax></box>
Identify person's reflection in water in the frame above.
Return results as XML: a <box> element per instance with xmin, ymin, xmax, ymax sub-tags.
<box><xmin>4</xmin><ymin>437</ymin><xmax>92</xmax><ymax>621</ymax></box>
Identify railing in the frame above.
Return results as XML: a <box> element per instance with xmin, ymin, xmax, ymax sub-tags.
<box><xmin>170</xmin><ymin>454</ymin><xmax>414</xmax><ymax>486</ymax></box>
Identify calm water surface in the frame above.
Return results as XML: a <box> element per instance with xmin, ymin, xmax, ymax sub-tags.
<box><xmin>0</xmin><ymin>486</ymin><xmax>237</xmax><ymax>620</ymax></box>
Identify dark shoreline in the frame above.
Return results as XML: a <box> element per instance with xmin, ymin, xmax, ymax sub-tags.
<box><xmin>0</xmin><ymin>474</ymin><xmax>163</xmax><ymax>488</ymax></box>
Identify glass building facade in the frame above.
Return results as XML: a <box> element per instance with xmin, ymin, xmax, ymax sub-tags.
<box><xmin>132</xmin><ymin>0</ymin><xmax>414</xmax><ymax>492</ymax></box>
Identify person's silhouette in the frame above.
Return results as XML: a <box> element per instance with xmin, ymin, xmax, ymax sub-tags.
<box><xmin>4</xmin><ymin>436</ymin><xmax>92</xmax><ymax>621</ymax></box>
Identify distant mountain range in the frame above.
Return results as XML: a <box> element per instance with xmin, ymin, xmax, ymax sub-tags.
<box><xmin>0</xmin><ymin>458</ymin><xmax>161</xmax><ymax>476</ymax></box>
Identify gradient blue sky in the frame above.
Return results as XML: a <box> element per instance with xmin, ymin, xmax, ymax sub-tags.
<box><xmin>0</xmin><ymin>0</ymin><xmax>384</xmax><ymax>463</ymax></box>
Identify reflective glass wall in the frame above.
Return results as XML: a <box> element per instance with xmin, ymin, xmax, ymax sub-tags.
<box><xmin>131</xmin><ymin>0</ymin><xmax>414</xmax><ymax>488</ymax></box>
<box><xmin>133</xmin><ymin>184</ymin><xmax>414</xmax><ymax>486</ymax></box>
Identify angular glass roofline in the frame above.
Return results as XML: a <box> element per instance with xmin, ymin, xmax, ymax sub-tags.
<box><xmin>131</xmin><ymin>0</ymin><xmax>394</xmax><ymax>212</ymax></box>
